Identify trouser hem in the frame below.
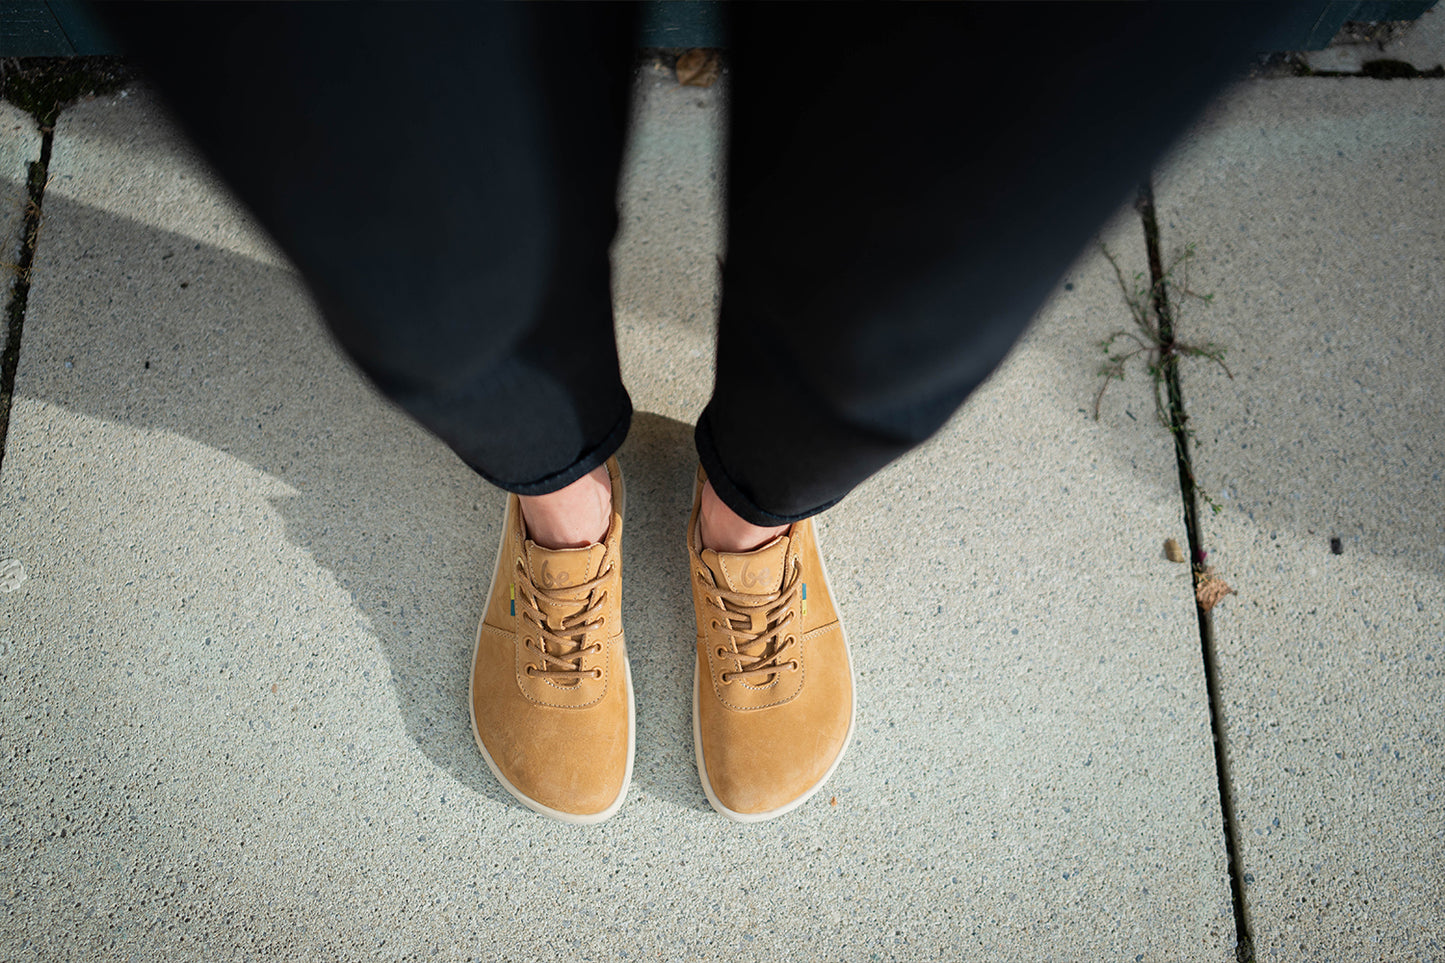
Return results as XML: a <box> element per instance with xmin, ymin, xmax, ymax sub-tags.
<box><xmin>694</xmin><ymin>413</ymin><xmax>842</xmax><ymax>527</ymax></box>
<box><xmin>475</xmin><ymin>403</ymin><xmax>633</xmax><ymax>497</ymax></box>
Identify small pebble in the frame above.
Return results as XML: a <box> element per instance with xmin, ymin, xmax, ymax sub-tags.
<box><xmin>1330</xmin><ymin>537</ymin><xmax>1342</xmax><ymax>555</ymax></box>
<box><xmin>0</xmin><ymin>558</ymin><xmax>26</xmax><ymax>592</ymax></box>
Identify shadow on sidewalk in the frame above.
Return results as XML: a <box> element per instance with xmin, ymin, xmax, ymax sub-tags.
<box><xmin>2</xmin><ymin>186</ymin><xmax>711</xmax><ymax>816</ymax></box>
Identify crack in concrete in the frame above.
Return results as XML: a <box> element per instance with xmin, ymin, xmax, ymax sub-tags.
<box><xmin>0</xmin><ymin>125</ymin><xmax>50</xmax><ymax>480</ymax></box>
<box><xmin>1134</xmin><ymin>180</ymin><xmax>1256</xmax><ymax>963</ymax></box>
<box><xmin>0</xmin><ymin>56</ymin><xmax>131</xmax><ymax>477</ymax></box>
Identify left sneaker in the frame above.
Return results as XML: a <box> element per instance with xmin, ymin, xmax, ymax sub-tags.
<box><xmin>687</xmin><ymin>469</ymin><xmax>856</xmax><ymax>821</ymax></box>
<box><xmin>469</xmin><ymin>457</ymin><xmax>633</xmax><ymax>824</ymax></box>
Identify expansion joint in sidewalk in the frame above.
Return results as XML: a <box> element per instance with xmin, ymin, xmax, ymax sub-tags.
<box><xmin>0</xmin><ymin>57</ymin><xmax>132</xmax><ymax>478</ymax></box>
<box><xmin>1134</xmin><ymin>180</ymin><xmax>1255</xmax><ymax>963</ymax></box>
<box><xmin>0</xmin><ymin>123</ymin><xmax>51</xmax><ymax>479</ymax></box>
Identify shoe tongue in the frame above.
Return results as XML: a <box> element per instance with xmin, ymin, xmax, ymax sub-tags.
<box><xmin>524</xmin><ymin>541</ymin><xmax>605</xmax><ymax>599</ymax></box>
<box><xmin>701</xmin><ymin>535</ymin><xmax>789</xmax><ymax>594</ymax></box>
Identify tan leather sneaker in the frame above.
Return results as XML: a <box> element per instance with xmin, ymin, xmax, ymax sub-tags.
<box><xmin>688</xmin><ymin>469</ymin><xmax>855</xmax><ymax>821</ymax></box>
<box><xmin>470</xmin><ymin>457</ymin><xmax>633</xmax><ymax>824</ymax></box>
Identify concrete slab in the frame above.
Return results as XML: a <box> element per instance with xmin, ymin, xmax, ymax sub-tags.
<box><xmin>1</xmin><ymin>100</ymin><xmax>40</xmax><ymax>361</ymax></box>
<box><xmin>819</xmin><ymin>203</ymin><xmax>1240</xmax><ymax>958</ymax></box>
<box><xmin>35</xmin><ymin>84</ymin><xmax>284</xmax><ymax>269</ymax></box>
<box><xmin>0</xmin><ymin>99</ymin><xmax>38</xmax><ymax>255</ymax></box>
<box><xmin>1303</xmin><ymin>4</ymin><xmax>1445</xmax><ymax>73</ymax></box>
<box><xmin>2</xmin><ymin>80</ymin><xmax>1232</xmax><ymax>959</ymax></box>
<box><xmin>1155</xmin><ymin>79</ymin><xmax>1445</xmax><ymax>959</ymax></box>
<box><xmin>611</xmin><ymin>61</ymin><xmax>724</xmax><ymax>423</ymax></box>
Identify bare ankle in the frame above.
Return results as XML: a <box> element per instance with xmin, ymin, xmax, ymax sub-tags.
<box><xmin>519</xmin><ymin>465</ymin><xmax>612</xmax><ymax>549</ymax></box>
<box><xmin>698</xmin><ymin>481</ymin><xmax>788</xmax><ymax>554</ymax></box>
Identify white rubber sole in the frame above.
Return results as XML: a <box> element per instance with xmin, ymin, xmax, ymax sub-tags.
<box><xmin>692</xmin><ymin>519</ymin><xmax>856</xmax><ymax>823</ymax></box>
<box><xmin>468</xmin><ymin>468</ymin><xmax>634</xmax><ymax>826</ymax></box>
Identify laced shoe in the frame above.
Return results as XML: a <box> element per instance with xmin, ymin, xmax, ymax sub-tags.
<box><xmin>688</xmin><ymin>469</ymin><xmax>855</xmax><ymax>821</ymax></box>
<box><xmin>470</xmin><ymin>457</ymin><xmax>633</xmax><ymax>823</ymax></box>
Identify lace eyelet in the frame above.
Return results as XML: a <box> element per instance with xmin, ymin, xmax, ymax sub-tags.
<box><xmin>524</xmin><ymin>664</ymin><xmax>538</xmax><ymax>676</ymax></box>
<box><xmin>788</xmin><ymin>660</ymin><xmax>800</xmax><ymax>671</ymax></box>
<box><xmin>720</xmin><ymin>672</ymin><xmax>732</xmax><ymax>685</ymax></box>
<box><xmin>716</xmin><ymin>647</ymin><xmax>727</xmax><ymax>659</ymax></box>
<box><xmin>592</xmin><ymin>668</ymin><xmax>603</xmax><ymax>680</ymax></box>
<box><xmin>709</xmin><ymin>619</ymin><xmax>720</xmax><ymax>631</ymax></box>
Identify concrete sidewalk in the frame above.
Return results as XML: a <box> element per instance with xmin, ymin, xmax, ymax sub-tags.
<box><xmin>1</xmin><ymin>53</ymin><xmax>1441</xmax><ymax>963</ymax></box>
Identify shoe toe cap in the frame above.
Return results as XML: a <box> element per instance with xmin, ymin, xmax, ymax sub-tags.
<box><xmin>483</xmin><ymin>711</ymin><xmax>631</xmax><ymax>818</ymax></box>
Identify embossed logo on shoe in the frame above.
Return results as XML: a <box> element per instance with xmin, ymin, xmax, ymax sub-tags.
<box><xmin>739</xmin><ymin>559</ymin><xmax>771</xmax><ymax>589</ymax></box>
<box><xmin>538</xmin><ymin>558</ymin><xmax>572</xmax><ymax>589</ymax></box>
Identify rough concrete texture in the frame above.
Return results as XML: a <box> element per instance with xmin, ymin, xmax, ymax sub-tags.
<box><xmin>611</xmin><ymin>61</ymin><xmax>724</xmax><ymax>423</ymax></box>
<box><xmin>0</xmin><ymin>81</ymin><xmax>1238</xmax><ymax>959</ymax></box>
<box><xmin>36</xmin><ymin>85</ymin><xmax>285</xmax><ymax>269</ymax></box>
<box><xmin>1155</xmin><ymin>80</ymin><xmax>1445</xmax><ymax>960</ymax></box>
<box><xmin>1</xmin><ymin>99</ymin><xmax>41</xmax><ymax>350</ymax></box>
<box><xmin>1303</xmin><ymin>3</ymin><xmax>1445</xmax><ymax>73</ymax></box>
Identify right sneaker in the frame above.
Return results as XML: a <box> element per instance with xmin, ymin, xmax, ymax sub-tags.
<box><xmin>469</xmin><ymin>457</ymin><xmax>633</xmax><ymax>824</ymax></box>
<box><xmin>688</xmin><ymin>469</ymin><xmax>856</xmax><ymax>821</ymax></box>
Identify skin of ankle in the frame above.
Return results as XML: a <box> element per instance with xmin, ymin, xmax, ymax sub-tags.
<box><xmin>699</xmin><ymin>481</ymin><xmax>788</xmax><ymax>554</ymax></box>
<box><xmin>519</xmin><ymin>465</ymin><xmax>611</xmax><ymax>550</ymax></box>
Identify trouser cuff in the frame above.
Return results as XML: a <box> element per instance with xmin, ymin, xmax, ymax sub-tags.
<box><xmin>694</xmin><ymin>413</ymin><xmax>842</xmax><ymax>527</ymax></box>
<box><xmin>474</xmin><ymin>403</ymin><xmax>632</xmax><ymax>497</ymax></box>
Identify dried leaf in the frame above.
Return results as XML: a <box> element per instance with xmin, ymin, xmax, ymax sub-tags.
<box><xmin>676</xmin><ymin>49</ymin><xmax>721</xmax><ymax>88</ymax></box>
<box><xmin>1194</xmin><ymin>567</ymin><xmax>1235</xmax><ymax>613</ymax></box>
<box><xmin>1164</xmin><ymin>538</ymin><xmax>1186</xmax><ymax>563</ymax></box>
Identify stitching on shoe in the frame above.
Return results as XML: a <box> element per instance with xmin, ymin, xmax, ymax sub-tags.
<box><xmin>515</xmin><ymin>632</ymin><xmax>613</xmax><ymax>709</ymax></box>
<box><xmin>709</xmin><ymin>638</ymin><xmax>805</xmax><ymax>712</ymax></box>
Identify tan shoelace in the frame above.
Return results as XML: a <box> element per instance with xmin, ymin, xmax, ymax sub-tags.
<box><xmin>515</xmin><ymin>562</ymin><xmax>611</xmax><ymax>684</ymax></box>
<box><xmin>707</xmin><ymin>559</ymin><xmax>801</xmax><ymax>685</ymax></box>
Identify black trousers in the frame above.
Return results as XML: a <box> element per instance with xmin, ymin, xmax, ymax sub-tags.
<box><xmin>106</xmin><ymin>3</ymin><xmax>1291</xmax><ymax>526</ymax></box>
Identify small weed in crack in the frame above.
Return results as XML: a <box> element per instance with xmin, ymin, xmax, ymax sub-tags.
<box><xmin>1093</xmin><ymin>239</ymin><xmax>1232</xmax><ymax>514</ymax></box>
